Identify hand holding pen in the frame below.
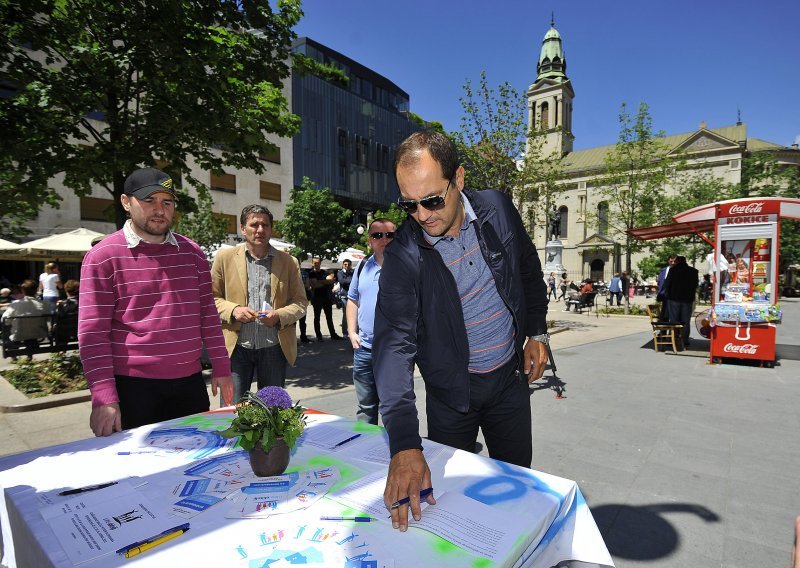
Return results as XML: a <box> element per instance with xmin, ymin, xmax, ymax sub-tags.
<box><xmin>384</xmin><ymin>448</ymin><xmax>436</xmax><ymax>532</ymax></box>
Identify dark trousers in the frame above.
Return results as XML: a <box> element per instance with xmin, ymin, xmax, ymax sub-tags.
<box><xmin>312</xmin><ymin>298</ymin><xmax>336</xmax><ymax>338</ymax></box>
<box><xmin>425</xmin><ymin>358</ymin><xmax>532</xmax><ymax>468</ymax></box>
<box><xmin>299</xmin><ymin>316</ymin><xmax>308</xmax><ymax>339</ymax></box>
<box><xmin>229</xmin><ymin>344</ymin><xmax>287</xmax><ymax>403</ymax></box>
<box><xmin>115</xmin><ymin>372</ymin><xmax>209</xmax><ymax>430</ymax></box>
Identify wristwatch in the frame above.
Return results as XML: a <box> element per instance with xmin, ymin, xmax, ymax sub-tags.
<box><xmin>528</xmin><ymin>333</ymin><xmax>550</xmax><ymax>345</ymax></box>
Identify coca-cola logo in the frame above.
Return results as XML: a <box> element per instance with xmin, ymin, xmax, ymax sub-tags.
<box><xmin>729</xmin><ymin>203</ymin><xmax>764</xmax><ymax>215</ymax></box>
<box><xmin>723</xmin><ymin>343</ymin><xmax>759</xmax><ymax>354</ymax></box>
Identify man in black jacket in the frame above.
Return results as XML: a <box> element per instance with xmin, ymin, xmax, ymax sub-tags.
<box><xmin>664</xmin><ymin>255</ymin><xmax>699</xmax><ymax>346</ymax></box>
<box><xmin>373</xmin><ymin>131</ymin><xmax>549</xmax><ymax>531</ymax></box>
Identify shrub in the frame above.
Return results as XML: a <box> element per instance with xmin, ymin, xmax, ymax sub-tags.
<box><xmin>1</xmin><ymin>353</ymin><xmax>87</xmax><ymax>397</ymax></box>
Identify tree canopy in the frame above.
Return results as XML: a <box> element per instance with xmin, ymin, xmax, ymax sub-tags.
<box><xmin>274</xmin><ymin>177</ymin><xmax>353</xmax><ymax>261</ymax></box>
<box><xmin>597</xmin><ymin>102</ymin><xmax>681</xmax><ymax>274</ymax></box>
<box><xmin>0</xmin><ymin>0</ymin><xmax>306</xmax><ymax>234</ymax></box>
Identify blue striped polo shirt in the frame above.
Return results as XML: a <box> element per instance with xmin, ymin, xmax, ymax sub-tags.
<box><xmin>424</xmin><ymin>193</ymin><xmax>515</xmax><ymax>373</ymax></box>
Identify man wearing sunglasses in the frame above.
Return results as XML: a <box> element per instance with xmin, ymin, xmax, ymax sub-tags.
<box><xmin>373</xmin><ymin>131</ymin><xmax>549</xmax><ymax>531</ymax></box>
<box><xmin>345</xmin><ymin>218</ymin><xmax>396</xmax><ymax>425</ymax></box>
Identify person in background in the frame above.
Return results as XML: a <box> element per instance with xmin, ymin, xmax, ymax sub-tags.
<box><xmin>621</xmin><ymin>272</ymin><xmax>631</xmax><ymax>304</ymax></box>
<box><xmin>298</xmin><ymin>269</ymin><xmax>312</xmax><ymax>343</ymax></box>
<box><xmin>373</xmin><ymin>131</ymin><xmax>549</xmax><ymax>531</ymax></box>
<box><xmin>79</xmin><ymin>167</ymin><xmax>233</xmax><ymax>436</ymax></box>
<box><xmin>211</xmin><ymin>204</ymin><xmax>308</xmax><ymax>401</ymax></box>
<box><xmin>656</xmin><ymin>255</ymin><xmax>677</xmax><ymax>319</ymax></box>
<box><xmin>38</xmin><ymin>262</ymin><xmax>62</xmax><ymax>314</ymax></box>
<box><xmin>663</xmin><ymin>255</ymin><xmax>699</xmax><ymax>347</ymax></box>
<box><xmin>346</xmin><ymin>218</ymin><xmax>396</xmax><ymax>425</ymax></box>
<box><xmin>0</xmin><ymin>287</ymin><xmax>11</xmax><ymax>307</ymax></box>
<box><xmin>308</xmin><ymin>256</ymin><xmax>341</xmax><ymax>341</ymax></box>
<box><xmin>546</xmin><ymin>272</ymin><xmax>557</xmax><ymax>300</ymax></box>
<box><xmin>54</xmin><ymin>279</ymin><xmax>79</xmax><ymax>351</ymax></box>
<box><xmin>557</xmin><ymin>272</ymin><xmax>569</xmax><ymax>301</ymax></box>
<box><xmin>608</xmin><ymin>272</ymin><xmax>623</xmax><ymax>306</ymax></box>
<box><xmin>1</xmin><ymin>279</ymin><xmax>49</xmax><ymax>360</ymax></box>
<box><xmin>336</xmin><ymin>259</ymin><xmax>354</xmax><ymax>337</ymax></box>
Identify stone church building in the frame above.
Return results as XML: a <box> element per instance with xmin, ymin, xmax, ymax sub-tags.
<box><xmin>526</xmin><ymin>21</ymin><xmax>799</xmax><ymax>283</ymax></box>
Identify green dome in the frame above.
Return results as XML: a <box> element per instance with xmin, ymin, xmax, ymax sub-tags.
<box><xmin>537</xmin><ymin>23</ymin><xmax>567</xmax><ymax>82</ymax></box>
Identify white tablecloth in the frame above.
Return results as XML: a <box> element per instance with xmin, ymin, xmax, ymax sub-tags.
<box><xmin>0</xmin><ymin>409</ymin><xmax>614</xmax><ymax>567</ymax></box>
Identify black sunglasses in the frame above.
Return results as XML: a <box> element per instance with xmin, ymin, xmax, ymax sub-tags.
<box><xmin>397</xmin><ymin>177</ymin><xmax>453</xmax><ymax>213</ymax></box>
<box><xmin>369</xmin><ymin>231</ymin><xmax>395</xmax><ymax>240</ymax></box>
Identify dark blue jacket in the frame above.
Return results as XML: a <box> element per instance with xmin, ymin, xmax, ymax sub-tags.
<box><xmin>372</xmin><ymin>188</ymin><xmax>548</xmax><ymax>456</ymax></box>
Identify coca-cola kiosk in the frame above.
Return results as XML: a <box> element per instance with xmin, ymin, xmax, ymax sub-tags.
<box><xmin>630</xmin><ymin>197</ymin><xmax>800</xmax><ymax>367</ymax></box>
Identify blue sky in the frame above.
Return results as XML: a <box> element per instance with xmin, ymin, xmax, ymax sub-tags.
<box><xmin>295</xmin><ymin>0</ymin><xmax>800</xmax><ymax>151</ymax></box>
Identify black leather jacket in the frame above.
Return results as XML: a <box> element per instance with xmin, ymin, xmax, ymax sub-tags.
<box><xmin>373</xmin><ymin>188</ymin><xmax>548</xmax><ymax>456</ymax></box>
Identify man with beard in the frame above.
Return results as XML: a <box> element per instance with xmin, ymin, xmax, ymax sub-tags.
<box><xmin>79</xmin><ymin>168</ymin><xmax>233</xmax><ymax>436</ymax></box>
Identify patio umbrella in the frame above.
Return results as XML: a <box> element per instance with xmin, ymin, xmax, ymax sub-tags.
<box><xmin>0</xmin><ymin>238</ymin><xmax>20</xmax><ymax>251</ymax></box>
<box><xmin>14</xmin><ymin>228</ymin><xmax>106</xmax><ymax>261</ymax></box>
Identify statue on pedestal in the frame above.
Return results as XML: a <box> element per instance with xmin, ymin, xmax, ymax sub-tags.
<box><xmin>549</xmin><ymin>207</ymin><xmax>561</xmax><ymax>241</ymax></box>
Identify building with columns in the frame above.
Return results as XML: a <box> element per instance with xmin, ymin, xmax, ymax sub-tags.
<box><xmin>525</xmin><ymin>21</ymin><xmax>800</xmax><ymax>284</ymax></box>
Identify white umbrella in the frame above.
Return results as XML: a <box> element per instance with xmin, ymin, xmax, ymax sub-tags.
<box><xmin>15</xmin><ymin>228</ymin><xmax>106</xmax><ymax>261</ymax></box>
<box><xmin>0</xmin><ymin>238</ymin><xmax>20</xmax><ymax>251</ymax></box>
<box><xmin>337</xmin><ymin>248</ymin><xmax>367</xmax><ymax>263</ymax></box>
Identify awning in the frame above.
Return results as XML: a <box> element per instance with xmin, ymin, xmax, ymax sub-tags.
<box><xmin>11</xmin><ymin>228</ymin><xmax>106</xmax><ymax>261</ymax></box>
<box><xmin>0</xmin><ymin>238</ymin><xmax>20</xmax><ymax>251</ymax></box>
<box><xmin>627</xmin><ymin>219</ymin><xmax>716</xmax><ymax>241</ymax></box>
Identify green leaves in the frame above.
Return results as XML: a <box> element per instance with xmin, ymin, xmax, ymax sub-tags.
<box><xmin>1</xmin><ymin>0</ymin><xmax>304</xmax><ymax>230</ymax></box>
<box><xmin>275</xmin><ymin>177</ymin><xmax>354</xmax><ymax>261</ymax></box>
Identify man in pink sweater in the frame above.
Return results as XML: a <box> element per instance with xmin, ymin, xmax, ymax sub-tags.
<box><xmin>79</xmin><ymin>168</ymin><xmax>233</xmax><ymax>436</ymax></box>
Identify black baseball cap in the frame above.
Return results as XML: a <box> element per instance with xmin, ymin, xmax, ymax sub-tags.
<box><xmin>124</xmin><ymin>168</ymin><xmax>176</xmax><ymax>199</ymax></box>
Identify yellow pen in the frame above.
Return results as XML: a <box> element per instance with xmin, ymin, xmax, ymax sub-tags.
<box><xmin>122</xmin><ymin>526</ymin><xmax>189</xmax><ymax>558</ymax></box>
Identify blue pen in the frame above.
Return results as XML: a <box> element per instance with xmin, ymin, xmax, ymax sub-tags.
<box><xmin>320</xmin><ymin>516</ymin><xmax>375</xmax><ymax>522</ymax></box>
<box><xmin>390</xmin><ymin>487</ymin><xmax>434</xmax><ymax>510</ymax></box>
<box><xmin>332</xmin><ymin>433</ymin><xmax>362</xmax><ymax>448</ymax></box>
<box><xmin>115</xmin><ymin>523</ymin><xmax>190</xmax><ymax>555</ymax></box>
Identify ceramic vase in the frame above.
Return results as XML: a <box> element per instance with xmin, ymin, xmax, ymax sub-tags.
<box><xmin>248</xmin><ymin>438</ymin><xmax>290</xmax><ymax>477</ymax></box>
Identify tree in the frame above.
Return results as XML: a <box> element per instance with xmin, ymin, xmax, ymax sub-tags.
<box><xmin>452</xmin><ymin>71</ymin><xmax>563</xmax><ymax>236</ymax></box>
<box><xmin>0</xmin><ymin>0</ymin><xmax>307</xmax><ymax>232</ymax></box>
<box><xmin>739</xmin><ymin>151</ymin><xmax>800</xmax><ymax>272</ymax></box>
<box><xmin>597</xmin><ymin>102</ymin><xmax>680</xmax><ymax>275</ymax></box>
<box><xmin>275</xmin><ymin>177</ymin><xmax>352</xmax><ymax>261</ymax></box>
<box><xmin>637</xmin><ymin>169</ymin><xmax>739</xmax><ymax>274</ymax></box>
<box><xmin>173</xmin><ymin>185</ymin><xmax>230</xmax><ymax>258</ymax></box>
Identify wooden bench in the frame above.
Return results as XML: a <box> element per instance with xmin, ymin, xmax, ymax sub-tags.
<box><xmin>1</xmin><ymin>312</ymin><xmax>79</xmax><ymax>359</ymax></box>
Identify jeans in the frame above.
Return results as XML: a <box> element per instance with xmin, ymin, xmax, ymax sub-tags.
<box><xmin>352</xmin><ymin>346</ymin><xmax>379</xmax><ymax>424</ymax></box>
<box><xmin>611</xmin><ymin>291</ymin><xmax>622</xmax><ymax>305</ymax></box>
<box><xmin>228</xmin><ymin>344</ymin><xmax>287</xmax><ymax>405</ymax></box>
<box><xmin>312</xmin><ymin>298</ymin><xmax>337</xmax><ymax>339</ymax></box>
<box><xmin>425</xmin><ymin>358</ymin><xmax>532</xmax><ymax>468</ymax></box>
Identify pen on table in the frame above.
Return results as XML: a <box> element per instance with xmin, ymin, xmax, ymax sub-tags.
<box><xmin>116</xmin><ymin>523</ymin><xmax>190</xmax><ymax>558</ymax></box>
<box><xmin>390</xmin><ymin>487</ymin><xmax>434</xmax><ymax>510</ymax></box>
<box><xmin>58</xmin><ymin>481</ymin><xmax>118</xmax><ymax>496</ymax></box>
<box><xmin>332</xmin><ymin>433</ymin><xmax>362</xmax><ymax>448</ymax></box>
<box><xmin>320</xmin><ymin>516</ymin><xmax>375</xmax><ymax>522</ymax></box>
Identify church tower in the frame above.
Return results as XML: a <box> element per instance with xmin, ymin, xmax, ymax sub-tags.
<box><xmin>526</xmin><ymin>18</ymin><xmax>574</xmax><ymax>157</ymax></box>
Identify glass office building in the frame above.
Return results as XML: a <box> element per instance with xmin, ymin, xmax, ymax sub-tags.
<box><xmin>291</xmin><ymin>38</ymin><xmax>421</xmax><ymax>221</ymax></box>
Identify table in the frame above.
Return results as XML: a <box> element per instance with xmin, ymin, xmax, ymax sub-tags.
<box><xmin>0</xmin><ymin>409</ymin><xmax>614</xmax><ymax>567</ymax></box>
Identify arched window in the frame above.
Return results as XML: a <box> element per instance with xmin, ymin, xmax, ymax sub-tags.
<box><xmin>558</xmin><ymin>206</ymin><xmax>568</xmax><ymax>239</ymax></box>
<box><xmin>540</xmin><ymin>102</ymin><xmax>549</xmax><ymax>130</ymax></box>
<box><xmin>598</xmin><ymin>202</ymin><xmax>609</xmax><ymax>235</ymax></box>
